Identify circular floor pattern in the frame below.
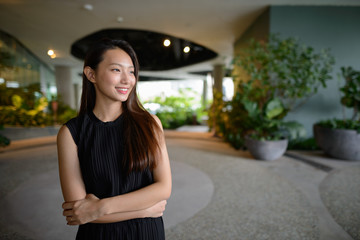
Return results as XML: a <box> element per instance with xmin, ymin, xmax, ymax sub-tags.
<box><xmin>165</xmin><ymin>145</ymin><xmax>319</xmax><ymax>240</ymax></box>
<box><xmin>1</xmin><ymin>160</ymin><xmax>214</xmax><ymax>240</ymax></box>
<box><xmin>320</xmin><ymin>166</ymin><xmax>360</xmax><ymax>240</ymax></box>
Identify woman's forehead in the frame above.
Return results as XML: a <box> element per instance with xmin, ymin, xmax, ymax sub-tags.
<box><xmin>102</xmin><ymin>48</ymin><xmax>133</xmax><ymax>66</ymax></box>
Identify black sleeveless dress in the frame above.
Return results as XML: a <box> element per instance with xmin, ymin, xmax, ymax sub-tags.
<box><xmin>65</xmin><ymin>111</ymin><xmax>165</xmax><ymax>240</ymax></box>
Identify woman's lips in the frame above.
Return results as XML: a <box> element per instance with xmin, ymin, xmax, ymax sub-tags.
<box><xmin>116</xmin><ymin>87</ymin><xmax>128</xmax><ymax>94</ymax></box>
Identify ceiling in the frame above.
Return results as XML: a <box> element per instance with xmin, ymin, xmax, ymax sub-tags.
<box><xmin>0</xmin><ymin>0</ymin><xmax>359</xmax><ymax>79</ymax></box>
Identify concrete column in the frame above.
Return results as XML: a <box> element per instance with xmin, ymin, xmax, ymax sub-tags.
<box><xmin>39</xmin><ymin>65</ymin><xmax>47</xmax><ymax>96</ymax></box>
<box><xmin>55</xmin><ymin>66</ymin><xmax>75</xmax><ymax>109</ymax></box>
<box><xmin>212</xmin><ymin>64</ymin><xmax>224</xmax><ymax>97</ymax></box>
<box><xmin>202</xmin><ymin>77</ymin><xmax>207</xmax><ymax>109</ymax></box>
<box><xmin>211</xmin><ymin>64</ymin><xmax>225</xmax><ymax>136</ymax></box>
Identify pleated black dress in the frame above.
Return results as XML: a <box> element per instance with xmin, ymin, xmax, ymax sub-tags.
<box><xmin>65</xmin><ymin>111</ymin><xmax>165</xmax><ymax>240</ymax></box>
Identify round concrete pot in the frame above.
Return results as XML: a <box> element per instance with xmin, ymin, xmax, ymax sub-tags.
<box><xmin>313</xmin><ymin>124</ymin><xmax>360</xmax><ymax>161</ymax></box>
<box><xmin>245</xmin><ymin>136</ymin><xmax>288</xmax><ymax>161</ymax></box>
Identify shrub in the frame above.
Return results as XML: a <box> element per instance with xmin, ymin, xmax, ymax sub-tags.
<box><xmin>143</xmin><ymin>88</ymin><xmax>207</xmax><ymax>129</ymax></box>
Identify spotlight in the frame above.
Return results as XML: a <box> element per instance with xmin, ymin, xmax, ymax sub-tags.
<box><xmin>47</xmin><ymin>50</ymin><xmax>54</xmax><ymax>56</ymax></box>
<box><xmin>183</xmin><ymin>46</ymin><xmax>190</xmax><ymax>53</ymax></box>
<box><xmin>163</xmin><ymin>39</ymin><xmax>171</xmax><ymax>47</ymax></box>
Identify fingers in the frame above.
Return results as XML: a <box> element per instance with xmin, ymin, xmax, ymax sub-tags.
<box><xmin>62</xmin><ymin>201</ymin><xmax>74</xmax><ymax>210</ymax></box>
<box><xmin>63</xmin><ymin>209</ymin><xmax>73</xmax><ymax>217</ymax></box>
<box><xmin>62</xmin><ymin>202</ymin><xmax>77</xmax><ymax>224</ymax></box>
<box><xmin>65</xmin><ymin>216</ymin><xmax>79</xmax><ymax>226</ymax></box>
<box><xmin>61</xmin><ymin>196</ymin><xmax>101</xmax><ymax>225</ymax></box>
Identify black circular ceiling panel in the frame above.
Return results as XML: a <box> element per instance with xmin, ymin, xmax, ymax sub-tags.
<box><xmin>71</xmin><ymin>28</ymin><xmax>218</xmax><ymax>71</ymax></box>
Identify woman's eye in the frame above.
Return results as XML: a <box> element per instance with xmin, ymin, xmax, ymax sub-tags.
<box><xmin>112</xmin><ymin>68</ymin><xmax>120</xmax><ymax>72</ymax></box>
<box><xmin>129</xmin><ymin>71</ymin><xmax>135</xmax><ymax>75</ymax></box>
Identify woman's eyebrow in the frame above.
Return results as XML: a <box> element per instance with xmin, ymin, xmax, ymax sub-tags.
<box><xmin>109</xmin><ymin>63</ymin><xmax>134</xmax><ymax>69</ymax></box>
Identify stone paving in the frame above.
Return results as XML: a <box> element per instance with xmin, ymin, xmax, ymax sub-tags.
<box><xmin>0</xmin><ymin>130</ymin><xmax>359</xmax><ymax>240</ymax></box>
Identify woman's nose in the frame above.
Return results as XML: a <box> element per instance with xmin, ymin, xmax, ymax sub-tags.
<box><xmin>120</xmin><ymin>72</ymin><xmax>129</xmax><ymax>83</ymax></box>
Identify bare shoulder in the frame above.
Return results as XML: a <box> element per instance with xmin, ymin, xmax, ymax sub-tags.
<box><xmin>57</xmin><ymin>125</ymin><xmax>76</xmax><ymax>148</ymax></box>
<box><xmin>57</xmin><ymin>124</ymin><xmax>71</xmax><ymax>141</ymax></box>
<box><xmin>57</xmin><ymin>125</ymin><xmax>77</xmax><ymax>164</ymax></box>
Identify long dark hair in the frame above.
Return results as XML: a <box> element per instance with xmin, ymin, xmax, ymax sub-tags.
<box><xmin>79</xmin><ymin>38</ymin><xmax>161</xmax><ymax>173</ymax></box>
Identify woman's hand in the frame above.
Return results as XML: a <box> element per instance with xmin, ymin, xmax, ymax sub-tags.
<box><xmin>143</xmin><ymin>200</ymin><xmax>167</xmax><ymax>218</ymax></box>
<box><xmin>62</xmin><ymin>194</ymin><xmax>104</xmax><ymax>225</ymax></box>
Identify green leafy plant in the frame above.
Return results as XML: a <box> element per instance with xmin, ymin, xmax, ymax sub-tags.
<box><xmin>0</xmin><ymin>93</ymin><xmax>52</xmax><ymax>126</ymax></box>
<box><xmin>233</xmin><ymin>34</ymin><xmax>335</xmax><ymax>112</ymax></box>
<box><xmin>54</xmin><ymin>100</ymin><xmax>78</xmax><ymax>125</ymax></box>
<box><xmin>0</xmin><ymin>82</ymin><xmax>77</xmax><ymax>126</ymax></box>
<box><xmin>0</xmin><ymin>125</ymin><xmax>10</xmax><ymax>147</ymax></box>
<box><xmin>316</xmin><ymin>66</ymin><xmax>360</xmax><ymax>131</ymax></box>
<box><xmin>317</xmin><ymin>119</ymin><xmax>360</xmax><ymax>133</ymax></box>
<box><xmin>210</xmin><ymin>34</ymin><xmax>335</xmax><ymax>149</ymax></box>
<box><xmin>340</xmin><ymin>66</ymin><xmax>360</xmax><ymax>121</ymax></box>
<box><xmin>144</xmin><ymin>88</ymin><xmax>207</xmax><ymax>129</ymax></box>
<box><xmin>288</xmin><ymin>137</ymin><xmax>319</xmax><ymax>150</ymax></box>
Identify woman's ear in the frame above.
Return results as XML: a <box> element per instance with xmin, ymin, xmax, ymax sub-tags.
<box><xmin>84</xmin><ymin>66</ymin><xmax>96</xmax><ymax>83</ymax></box>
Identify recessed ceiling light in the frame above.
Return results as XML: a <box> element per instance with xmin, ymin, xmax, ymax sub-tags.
<box><xmin>117</xmin><ymin>17</ymin><xmax>124</xmax><ymax>23</ymax></box>
<box><xmin>163</xmin><ymin>39</ymin><xmax>171</xmax><ymax>47</ymax></box>
<box><xmin>83</xmin><ymin>4</ymin><xmax>93</xmax><ymax>11</ymax></box>
<box><xmin>183</xmin><ymin>46</ymin><xmax>190</xmax><ymax>53</ymax></box>
<box><xmin>47</xmin><ymin>49</ymin><xmax>54</xmax><ymax>56</ymax></box>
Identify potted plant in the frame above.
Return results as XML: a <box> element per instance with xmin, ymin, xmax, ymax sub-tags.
<box><xmin>242</xmin><ymin>95</ymin><xmax>289</xmax><ymax>161</ymax></box>
<box><xmin>234</xmin><ymin>78</ymin><xmax>306</xmax><ymax>160</ymax></box>
<box><xmin>314</xmin><ymin>66</ymin><xmax>360</xmax><ymax>161</ymax></box>
<box><xmin>220</xmin><ymin>34</ymin><xmax>335</xmax><ymax>160</ymax></box>
<box><xmin>0</xmin><ymin>125</ymin><xmax>10</xmax><ymax>148</ymax></box>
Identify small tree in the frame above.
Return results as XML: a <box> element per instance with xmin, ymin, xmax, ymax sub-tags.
<box><xmin>317</xmin><ymin>66</ymin><xmax>360</xmax><ymax>132</ymax></box>
<box><xmin>340</xmin><ymin>66</ymin><xmax>360</xmax><ymax>121</ymax></box>
<box><xmin>213</xmin><ymin>34</ymin><xmax>335</xmax><ymax>148</ymax></box>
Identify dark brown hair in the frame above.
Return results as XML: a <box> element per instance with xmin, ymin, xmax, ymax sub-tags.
<box><xmin>79</xmin><ymin>38</ymin><xmax>161</xmax><ymax>173</ymax></box>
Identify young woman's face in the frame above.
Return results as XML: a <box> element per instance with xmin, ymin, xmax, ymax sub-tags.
<box><xmin>90</xmin><ymin>48</ymin><xmax>136</xmax><ymax>103</ymax></box>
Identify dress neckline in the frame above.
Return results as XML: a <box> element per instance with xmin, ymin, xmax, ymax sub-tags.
<box><xmin>88</xmin><ymin>110</ymin><xmax>123</xmax><ymax>126</ymax></box>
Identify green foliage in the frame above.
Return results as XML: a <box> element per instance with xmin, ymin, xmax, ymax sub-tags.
<box><xmin>0</xmin><ymin>47</ymin><xmax>17</xmax><ymax>71</ymax></box>
<box><xmin>0</xmin><ymin>134</ymin><xmax>11</xmax><ymax>147</ymax></box>
<box><xmin>209</xmin><ymin>34</ymin><xmax>334</xmax><ymax>149</ymax></box>
<box><xmin>53</xmin><ymin>100</ymin><xmax>78</xmax><ymax>125</ymax></box>
<box><xmin>144</xmin><ymin>88</ymin><xmax>206</xmax><ymax>129</ymax></box>
<box><xmin>233</xmin><ymin>34</ymin><xmax>335</xmax><ymax>111</ymax></box>
<box><xmin>0</xmin><ymin>83</ymin><xmax>76</xmax><ymax>126</ymax></box>
<box><xmin>0</xmin><ymin>125</ymin><xmax>10</xmax><ymax>147</ymax></box>
<box><xmin>340</xmin><ymin>66</ymin><xmax>360</xmax><ymax>121</ymax></box>
<box><xmin>0</xmin><ymin>83</ymin><xmax>52</xmax><ymax>126</ymax></box>
<box><xmin>317</xmin><ymin>119</ymin><xmax>360</xmax><ymax>133</ymax></box>
<box><xmin>288</xmin><ymin>137</ymin><xmax>319</xmax><ymax>150</ymax></box>
<box><xmin>0</xmin><ymin>83</ymin><xmax>42</xmax><ymax>109</ymax></box>
<box><xmin>315</xmin><ymin>66</ymin><xmax>360</xmax><ymax>130</ymax></box>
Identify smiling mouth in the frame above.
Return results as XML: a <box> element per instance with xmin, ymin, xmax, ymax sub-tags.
<box><xmin>116</xmin><ymin>87</ymin><xmax>128</xmax><ymax>94</ymax></box>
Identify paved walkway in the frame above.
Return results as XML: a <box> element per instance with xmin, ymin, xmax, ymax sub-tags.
<box><xmin>0</xmin><ymin>128</ymin><xmax>359</xmax><ymax>240</ymax></box>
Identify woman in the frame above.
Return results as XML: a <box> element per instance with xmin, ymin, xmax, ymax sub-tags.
<box><xmin>57</xmin><ymin>38</ymin><xmax>172</xmax><ymax>239</ymax></box>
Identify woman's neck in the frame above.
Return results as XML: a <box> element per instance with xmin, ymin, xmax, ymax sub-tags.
<box><xmin>92</xmin><ymin>101</ymin><xmax>123</xmax><ymax>122</ymax></box>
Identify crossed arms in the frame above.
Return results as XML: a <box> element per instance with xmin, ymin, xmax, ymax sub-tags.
<box><xmin>57</xmin><ymin>116</ymin><xmax>172</xmax><ymax>225</ymax></box>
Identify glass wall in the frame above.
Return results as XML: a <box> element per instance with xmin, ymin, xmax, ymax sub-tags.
<box><xmin>0</xmin><ymin>30</ymin><xmax>55</xmax><ymax>98</ymax></box>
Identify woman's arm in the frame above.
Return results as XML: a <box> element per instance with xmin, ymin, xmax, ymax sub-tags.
<box><xmin>62</xmin><ymin>116</ymin><xmax>172</xmax><ymax>225</ymax></box>
<box><xmin>58</xmin><ymin>124</ymin><xmax>168</xmax><ymax>225</ymax></box>
<box><xmin>57</xmin><ymin>125</ymin><xmax>87</xmax><ymax>202</ymax></box>
<box><xmin>91</xmin><ymin>200</ymin><xmax>167</xmax><ymax>223</ymax></box>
